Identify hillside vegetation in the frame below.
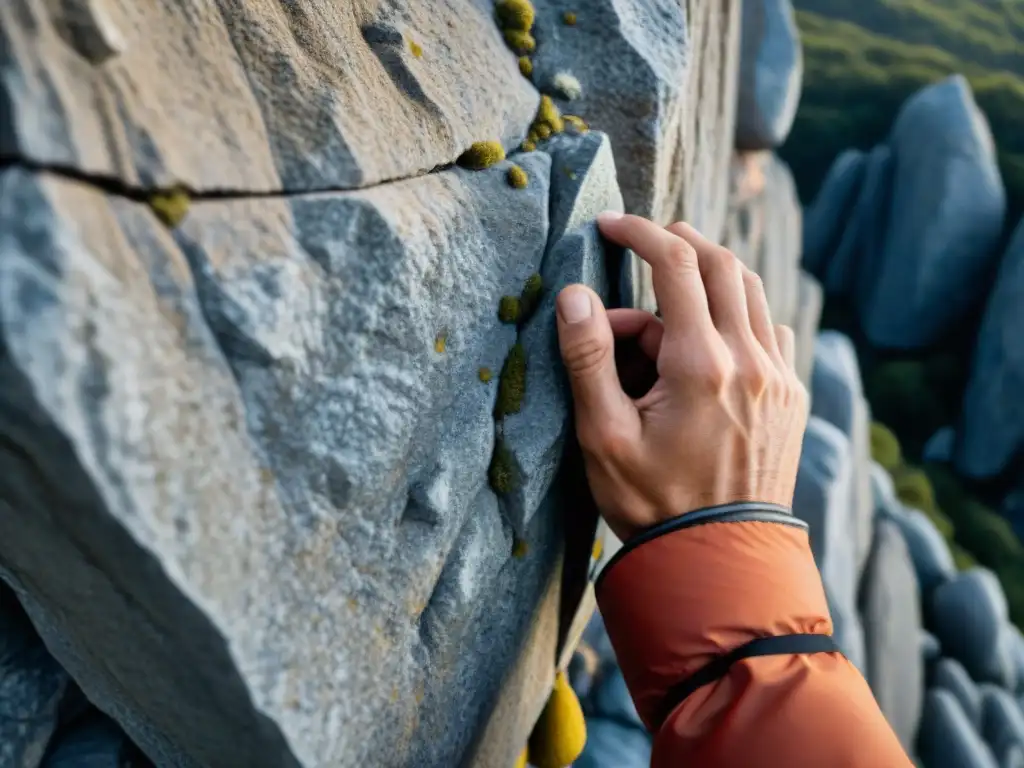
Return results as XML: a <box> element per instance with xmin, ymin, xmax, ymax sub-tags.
<box><xmin>781</xmin><ymin>7</ymin><xmax>1024</xmax><ymax>222</ymax></box>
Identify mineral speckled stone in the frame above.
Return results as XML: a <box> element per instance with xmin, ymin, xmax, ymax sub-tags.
<box><xmin>860</xmin><ymin>76</ymin><xmax>1007</xmax><ymax>350</ymax></box>
<box><xmin>0</xmin><ymin>584</ymin><xmax>70</xmax><ymax>768</ymax></box>
<box><xmin>957</xmin><ymin>218</ymin><xmax>1024</xmax><ymax>480</ymax></box>
<box><xmin>0</xmin><ymin>141</ymin><xmax>613</xmax><ymax>767</ymax></box>
<box><xmin>734</xmin><ymin>0</ymin><xmax>803</xmax><ymax>150</ymax></box>
<box><xmin>0</xmin><ymin>0</ymin><xmax>539</xmax><ymax>193</ymax></box>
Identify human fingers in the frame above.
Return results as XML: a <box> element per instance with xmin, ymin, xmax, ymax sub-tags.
<box><xmin>775</xmin><ymin>324</ymin><xmax>796</xmax><ymax>372</ymax></box>
<box><xmin>607</xmin><ymin>308</ymin><xmax>664</xmax><ymax>361</ymax></box>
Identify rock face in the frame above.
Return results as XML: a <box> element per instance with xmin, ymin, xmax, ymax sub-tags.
<box><xmin>793</xmin><ymin>415</ymin><xmax>865</xmax><ymax>669</ymax></box>
<box><xmin>858</xmin><ymin>76</ymin><xmax>1006</xmax><ymax>350</ymax></box>
<box><xmin>810</xmin><ymin>332</ymin><xmax>874</xmax><ymax>574</ymax></box>
<box><xmin>793</xmin><ymin>271</ymin><xmax>824</xmax><ymax>387</ymax></box>
<box><xmin>934</xmin><ymin>658</ymin><xmax>984</xmax><ymax>729</ymax></box>
<box><xmin>801</xmin><ymin>148</ymin><xmax>866</xmax><ymax>276</ymax></box>
<box><xmin>735</xmin><ymin>0</ymin><xmax>803</xmax><ymax>149</ymax></box>
<box><xmin>858</xmin><ymin>518</ymin><xmax>923</xmax><ymax>750</ymax></box>
<box><xmin>0</xmin><ymin>585</ymin><xmax>70</xmax><ymax>768</ymax></box>
<box><xmin>931</xmin><ymin>569</ymin><xmax>1011</xmax><ymax>686</ymax></box>
<box><xmin>979</xmin><ymin>684</ymin><xmax>1024</xmax><ymax>765</ymax></box>
<box><xmin>0</xmin><ymin>0</ymin><xmax>541</xmax><ymax>193</ymax></box>
<box><xmin>0</xmin><ymin>127</ymin><xmax>620</xmax><ymax>767</ymax></box>
<box><xmin>919</xmin><ymin>689</ymin><xmax>999</xmax><ymax>768</ymax></box>
<box><xmin>884</xmin><ymin>506</ymin><xmax>956</xmax><ymax>597</ymax></box>
<box><xmin>957</xmin><ymin>218</ymin><xmax>1024</xmax><ymax>480</ymax></box>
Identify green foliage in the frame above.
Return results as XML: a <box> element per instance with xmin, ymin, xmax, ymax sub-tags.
<box><xmin>924</xmin><ymin>463</ymin><xmax>1024</xmax><ymax>626</ymax></box>
<box><xmin>893</xmin><ymin>466</ymin><xmax>938</xmax><ymax>515</ymax></box>
<box><xmin>519</xmin><ymin>273</ymin><xmax>544</xmax><ymax>321</ymax></box>
<box><xmin>495</xmin><ymin>343</ymin><xmax>527</xmax><ymax>419</ymax></box>
<box><xmin>782</xmin><ymin>9</ymin><xmax>1024</xmax><ymax>222</ymax></box>
<box><xmin>951</xmin><ymin>542</ymin><xmax>979</xmax><ymax>572</ymax></box>
<box><xmin>870</xmin><ymin>421</ymin><xmax>902</xmax><ymax>471</ymax></box>
<box><xmin>865</xmin><ymin>360</ymin><xmax>948</xmax><ymax>461</ymax></box>
<box><xmin>457</xmin><ymin>141</ymin><xmax>506</xmax><ymax>170</ymax></box>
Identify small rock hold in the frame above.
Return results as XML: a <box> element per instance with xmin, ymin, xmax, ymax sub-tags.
<box><xmin>434</xmin><ymin>332</ymin><xmax>447</xmax><ymax>354</ymax></box>
<box><xmin>551</xmin><ymin>72</ymin><xmax>583</xmax><ymax>101</ymax></box>
<box><xmin>70</xmin><ymin>0</ymin><xmax>127</xmax><ymax>64</ymax></box>
<box><xmin>478</xmin><ymin>367</ymin><xmax>493</xmax><ymax>383</ymax></box>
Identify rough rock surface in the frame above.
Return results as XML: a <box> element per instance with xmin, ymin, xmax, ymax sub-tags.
<box><xmin>793</xmin><ymin>415</ymin><xmax>865</xmax><ymax>669</ymax></box>
<box><xmin>858</xmin><ymin>517</ymin><xmax>923</xmax><ymax>750</ymax></box>
<box><xmin>957</xmin><ymin>217</ymin><xmax>1024</xmax><ymax>479</ymax></box>
<box><xmin>722</xmin><ymin>152</ymin><xmax>802</xmax><ymax>327</ymax></box>
<box><xmin>735</xmin><ymin>0</ymin><xmax>803</xmax><ymax>149</ymax></box>
<box><xmin>802</xmin><ymin>148</ymin><xmax>866</xmax><ymax>277</ymax></box>
<box><xmin>793</xmin><ymin>271</ymin><xmax>823</xmax><ymax>387</ymax></box>
<box><xmin>0</xmin><ymin>0</ymin><xmax>545</xmax><ymax>194</ymax></box>
<box><xmin>919</xmin><ymin>689</ymin><xmax>999</xmax><ymax>768</ymax></box>
<box><xmin>0</xmin><ymin>128</ymin><xmax>619</xmax><ymax>767</ymax></box>
<box><xmin>931</xmin><ymin>570</ymin><xmax>1010</xmax><ymax>686</ymax></box>
<box><xmin>531</xmin><ymin>0</ymin><xmax>740</xmax><ymax>233</ymax></box>
<box><xmin>810</xmin><ymin>332</ymin><xmax>874</xmax><ymax>574</ymax></box>
<box><xmin>934</xmin><ymin>658</ymin><xmax>984</xmax><ymax>730</ymax></box>
<box><xmin>0</xmin><ymin>584</ymin><xmax>70</xmax><ymax>768</ymax></box>
<box><xmin>40</xmin><ymin>711</ymin><xmax>138</xmax><ymax>768</ymax></box>
<box><xmin>858</xmin><ymin>76</ymin><xmax>1006</xmax><ymax>350</ymax></box>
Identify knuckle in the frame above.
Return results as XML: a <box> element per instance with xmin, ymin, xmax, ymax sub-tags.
<box><xmin>736</xmin><ymin>352</ymin><xmax>770</xmax><ymax>393</ymax></box>
<box><xmin>562</xmin><ymin>335</ymin><xmax>611</xmax><ymax>377</ymax></box>
<box><xmin>667</xmin><ymin>238</ymin><xmax>698</xmax><ymax>270</ymax></box>
<box><xmin>580</xmin><ymin>421</ymin><xmax>633</xmax><ymax>461</ymax></box>
<box><xmin>743</xmin><ymin>269</ymin><xmax>765</xmax><ymax>294</ymax></box>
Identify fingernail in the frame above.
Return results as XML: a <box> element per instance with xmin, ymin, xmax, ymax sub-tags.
<box><xmin>558</xmin><ymin>287</ymin><xmax>593</xmax><ymax>324</ymax></box>
<box><xmin>596</xmin><ymin>210</ymin><xmax>623</xmax><ymax>224</ymax></box>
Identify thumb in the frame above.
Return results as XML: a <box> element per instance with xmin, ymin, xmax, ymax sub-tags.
<box><xmin>555</xmin><ymin>285</ymin><xmax>635</xmax><ymax>435</ymax></box>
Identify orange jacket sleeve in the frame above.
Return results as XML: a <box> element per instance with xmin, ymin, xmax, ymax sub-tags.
<box><xmin>595</xmin><ymin>503</ymin><xmax>914</xmax><ymax>768</ymax></box>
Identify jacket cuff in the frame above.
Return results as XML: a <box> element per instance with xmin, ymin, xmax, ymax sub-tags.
<box><xmin>595</xmin><ymin>503</ymin><xmax>833</xmax><ymax>732</ymax></box>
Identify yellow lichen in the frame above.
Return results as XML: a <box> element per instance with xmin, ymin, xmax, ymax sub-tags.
<box><xmin>531</xmin><ymin>95</ymin><xmax>564</xmax><ymax>138</ymax></box>
<box><xmin>592</xmin><ymin>538</ymin><xmax>603</xmax><ymax>560</ymax></box>
<box><xmin>148</xmin><ymin>187</ymin><xmax>190</xmax><ymax>228</ymax></box>
<box><xmin>521</xmin><ymin>139</ymin><xmax>537</xmax><ymax>152</ymax></box>
<box><xmin>507</xmin><ymin>164</ymin><xmax>529</xmax><ymax>189</ymax></box>
<box><xmin>528</xmin><ymin>671</ymin><xmax>587</xmax><ymax>768</ymax></box>
<box><xmin>498</xmin><ymin>295</ymin><xmax>522</xmax><ymax>324</ymax></box>
<box><xmin>503</xmin><ymin>29</ymin><xmax>536</xmax><ymax>54</ymax></box>
<box><xmin>520</xmin><ymin>273</ymin><xmax>543</xmax><ymax>320</ymax></box>
<box><xmin>512</xmin><ymin>538</ymin><xmax>529</xmax><ymax>558</ymax></box>
<box><xmin>408</xmin><ymin>38</ymin><xmax>423</xmax><ymax>58</ymax></box>
<box><xmin>488</xmin><ymin>439</ymin><xmax>518</xmax><ymax>495</ymax></box>
<box><xmin>434</xmin><ymin>332</ymin><xmax>447</xmax><ymax>353</ymax></box>
<box><xmin>563</xmin><ymin>11</ymin><xmax>577</xmax><ymax>25</ymax></box>
<box><xmin>563</xmin><ymin>166</ymin><xmax>577</xmax><ymax>180</ymax></box>
<box><xmin>495</xmin><ymin>342</ymin><xmax>527</xmax><ymax>418</ymax></box>
<box><xmin>536</xmin><ymin>123</ymin><xmax>552</xmax><ymax>140</ymax></box>
<box><xmin>457</xmin><ymin>140</ymin><xmax>506</xmax><ymax>170</ymax></box>
<box><xmin>479</xmin><ymin>367</ymin><xmax>493</xmax><ymax>383</ymax></box>
<box><xmin>564</xmin><ymin>115</ymin><xmax>589</xmax><ymax>133</ymax></box>
<box><xmin>496</xmin><ymin>0</ymin><xmax>536</xmax><ymax>31</ymax></box>
<box><xmin>514</xmin><ymin>747</ymin><xmax>529</xmax><ymax>768</ymax></box>
<box><xmin>519</xmin><ymin>56</ymin><xmax>533</xmax><ymax>78</ymax></box>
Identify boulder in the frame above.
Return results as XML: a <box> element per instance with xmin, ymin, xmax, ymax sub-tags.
<box><xmin>825</xmin><ymin>144</ymin><xmax>894</xmax><ymax>300</ymax></box>
<box><xmin>922</xmin><ymin>631</ymin><xmax>942</xmax><ymax>665</ymax></box>
<box><xmin>933</xmin><ymin>658</ymin><xmax>984</xmax><ymax>730</ymax></box>
<box><xmin>1007</xmin><ymin>625</ymin><xmax>1024</xmax><ymax>696</ymax></box>
<box><xmin>957</xmin><ymin>218</ymin><xmax>1024</xmax><ymax>479</ymax></box>
<box><xmin>884</xmin><ymin>506</ymin><xmax>956</xmax><ymax>597</ymax></box>
<box><xmin>0</xmin><ymin>0</ymin><xmax>540</xmax><ymax>194</ymax></box>
<box><xmin>858</xmin><ymin>517</ymin><xmax>924</xmax><ymax>750</ymax></box>
<box><xmin>793</xmin><ymin>415</ymin><xmax>865</xmax><ymax>669</ymax></box>
<box><xmin>802</xmin><ymin>149</ymin><xmax>867</xmax><ymax>277</ymax></box>
<box><xmin>918</xmin><ymin>689</ymin><xmax>999</xmax><ymax>768</ymax></box>
<box><xmin>931</xmin><ymin>569</ymin><xmax>1010</xmax><ymax>685</ymax></box>
<box><xmin>0</xmin><ymin>585</ymin><xmax>70</xmax><ymax>768</ymax></box>
<box><xmin>810</xmin><ymin>332</ymin><xmax>874</xmax><ymax>575</ymax></box>
<box><xmin>859</xmin><ymin>76</ymin><xmax>1007</xmax><ymax>350</ymax></box>
<box><xmin>532</xmin><ymin>0</ymin><xmax>741</xmax><ymax>233</ymax></box>
<box><xmin>924</xmin><ymin>426</ymin><xmax>957</xmax><ymax>466</ymax></box>
<box><xmin>870</xmin><ymin>461</ymin><xmax>898</xmax><ymax>515</ymax></box>
<box><xmin>573</xmin><ymin>718</ymin><xmax>651</xmax><ymax>768</ymax></box>
<box><xmin>0</xmin><ymin>130</ymin><xmax>620</xmax><ymax>767</ymax></box>
<box><xmin>735</xmin><ymin>0</ymin><xmax>803</xmax><ymax>150</ymax></box>
<box><xmin>980</xmin><ymin>684</ymin><xmax>1024</xmax><ymax>766</ymax></box>
<box><xmin>793</xmin><ymin>271</ymin><xmax>824</xmax><ymax>388</ymax></box>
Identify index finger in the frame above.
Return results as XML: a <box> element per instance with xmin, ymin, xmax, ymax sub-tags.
<box><xmin>596</xmin><ymin>212</ymin><xmax>713</xmax><ymax>339</ymax></box>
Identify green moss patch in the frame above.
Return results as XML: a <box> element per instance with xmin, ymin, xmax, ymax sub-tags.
<box><xmin>494</xmin><ymin>343</ymin><xmax>527</xmax><ymax>419</ymax></box>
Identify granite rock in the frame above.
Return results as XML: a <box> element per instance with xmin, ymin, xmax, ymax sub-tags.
<box><xmin>735</xmin><ymin>0</ymin><xmax>803</xmax><ymax>149</ymax></box>
<box><xmin>792</xmin><ymin>271</ymin><xmax>824</xmax><ymax>388</ymax></box>
<box><xmin>0</xmin><ymin>130</ymin><xmax>619</xmax><ymax>768</ymax></box>
<box><xmin>957</xmin><ymin>218</ymin><xmax>1024</xmax><ymax>479</ymax></box>
<box><xmin>934</xmin><ymin>658</ymin><xmax>984</xmax><ymax>730</ymax></box>
<box><xmin>919</xmin><ymin>689</ymin><xmax>999</xmax><ymax>768</ymax></box>
<box><xmin>858</xmin><ymin>517</ymin><xmax>924</xmax><ymax>750</ymax></box>
<box><xmin>802</xmin><ymin>148</ymin><xmax>867</xmax><ymax>277</ymax></box>
<box><xmin>931</xmin><ymin>569</ymin><xmax>1010</xmax><ymax>686</ymax></box>
<box><xmin>40</xmin><ymin>711</ymin><xmax>140</xmax><ymax>768</ymax></box>
<box><xmin>884</xmin><ymin>505</ymin><xmax>956</xmax><ymax>597</ymax></box>
<box><xmin>979</xmin><ymin>684</ymin><xmax>1024</xmax><ymax>766</ymax></box>
<box><xmin>860</xmin><ymin>76</ymin><xmax>1007</xmax><ymax>350</ymax></box>
<box><xmin>0</xmin><ymin>0</ymin><xmax>540</xmax><ymax>194</ymax></box>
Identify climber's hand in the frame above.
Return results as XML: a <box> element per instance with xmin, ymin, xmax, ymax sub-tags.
<box><xmin>554</xmin><ymin>213</ymin><xmax>808</xmax><ymax>542</ymax></box>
